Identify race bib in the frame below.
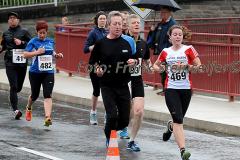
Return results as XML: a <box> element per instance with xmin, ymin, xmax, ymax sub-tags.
<box><xmin>12</xmin><ymin>49</ymin><xmax>26</xmax><ymax>63</ymax></box>
<box><xmin>131</xmin><ymin>58</ymin><xmax>142</xmax><ymax>76</ymax></box>
<box><xmin>170</xmin><ymin>71</ymin><xmax>187</xmax><ymax>81</ymax></box>
<box><xmin>38</xmin><ymin>55</ymin><xmax>53</xmax><ymax>71</ymax></box>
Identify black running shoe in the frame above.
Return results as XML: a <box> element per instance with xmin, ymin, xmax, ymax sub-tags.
<box><xmin>181</xmin><ymin>149</ymin><xmax>191</xmax><ymax>160</ymax></box>
<box><xmin>14</xmin><ymin>110</ymin><xmax>22</xmax><ymax>120</ymax></box>
<box><xmin>127</xmin><ymin>141</ymin><xmax>141</xmax><ymax>152</ymax></box>
<box><xmin>162</xmin><ymin>120</ymin><xmax>173</xmax><ymax>141</ymax></box>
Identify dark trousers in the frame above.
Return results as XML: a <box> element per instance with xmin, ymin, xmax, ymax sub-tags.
<box><xmin>101</xmin><ymin>85</ymin><xmax>131</xmax><ymax>139</ymax></box>
<box><xmin>90</xmin><ymin>72</ymin><xmax>100</xmax><ymax>97</ymax></box>
<box><xmin>6</xmin><ymin>66</ymin><xmax>27</xmax><ymax>111</ymax></box>
<box><xmin>161</xmin><ymin>71</ymin><xmax>167</xmax><ymax>90</ymax></box>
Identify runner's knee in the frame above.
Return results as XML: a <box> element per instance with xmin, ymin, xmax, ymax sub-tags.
<box><xmin>134</xmin><ymin>108</ymin><xmax>144</xmax><ymax>117</ymax></box>
<box><xmin>93</xmin><ymin>89</ymin><xmax>100</xmax><ymax>97</ymax></box>
<box><xmin>43</xmin><ymin>93</ymin><xmax>52</xmax><ymax>99</ymax></box>
<box><xmin>10</xmin><ymin>84</ymin><xmax>17</xmax><ymax>92</ymax></box>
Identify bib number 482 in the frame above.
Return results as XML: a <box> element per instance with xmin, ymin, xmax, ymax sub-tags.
<box><xmin>38</xmin><ymin>55</ymin><xmax>53</xmax><ymax>71</ymax></box>
<box><xmin>40</xmin><ymin>62</ymin><xmax>52</xmax><ymax>70</ymax></box>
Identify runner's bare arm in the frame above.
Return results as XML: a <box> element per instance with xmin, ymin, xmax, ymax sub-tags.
<box><xmin>188</xmin><ymin>57</ymin><xmax>202</xmax><ymax>72</ymax></box>
<box><xmin>23</xmin><ymin>47</ymin><xmax>45</xmax><ymax>58</ymax></box>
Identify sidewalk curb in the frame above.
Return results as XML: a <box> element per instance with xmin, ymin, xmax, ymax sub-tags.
<box><xmin>1</xmin><ymin>82</ymin><xmax>240</xmax><ymax>136</ymax></box>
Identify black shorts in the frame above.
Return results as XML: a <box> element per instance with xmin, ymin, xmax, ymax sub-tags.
<box><xmin>131</xmin><ymin>76</ymin><xmax>144</xmax><ymax>98</ymax></box>
<box><xmin>29</xmin><ymin>72</ymin><xmax>54</xmax><ymax>101</ymax></box>
<box><xmin>165</xmin><ymin>89</ymin><xmax>192</xmax><ymax>124</ymax></box>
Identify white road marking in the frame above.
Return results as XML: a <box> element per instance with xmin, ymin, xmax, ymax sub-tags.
<box><xmin>16</xmin><ymin>147</ymin><xmax>64</xmax><ymax>160</ymax></box>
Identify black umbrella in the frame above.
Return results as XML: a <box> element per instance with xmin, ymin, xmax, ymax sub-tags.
<box><xmin>132</xmin><ymin>0</ymin><xmax>181</xmax><ymax>12</ymax></box>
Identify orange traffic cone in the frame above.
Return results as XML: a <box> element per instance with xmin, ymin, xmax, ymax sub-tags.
<box><xmin>106</xmin><ymin>130</ymin><xmax>120</xmax><ymax>160</ymax></box>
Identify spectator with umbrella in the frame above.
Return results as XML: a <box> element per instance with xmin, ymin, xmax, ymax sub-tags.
<box><xmin>147</xmin><ymin>6</ymin><xmax>177</xmax><ymax>96</ymax></box>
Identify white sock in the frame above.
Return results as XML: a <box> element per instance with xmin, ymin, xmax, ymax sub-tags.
<box><xmin>90</xmin><ymin>110</ymin><xmax>97</xmax><ymax>114</ymax></box>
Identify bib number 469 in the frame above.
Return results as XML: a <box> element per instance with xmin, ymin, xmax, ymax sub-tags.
<box><xmin>170</xmin><ymin>72</ymin><xmax>186</xmax><ymax>81</ymax></box>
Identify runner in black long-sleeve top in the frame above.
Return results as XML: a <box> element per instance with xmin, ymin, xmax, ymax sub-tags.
<box><xmin>0</xmin><ymin>12</ymin><xmax>31</xmax><ymax>119</ymax></box>
<box><xmin>90</xmin><ymin>11</ymin><xmax>137</xmax><ymax>146</ymax></box>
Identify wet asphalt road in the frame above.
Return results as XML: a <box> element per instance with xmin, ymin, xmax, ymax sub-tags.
<box><xmin>0</xmin><ymin>90</ymin><xmax>240</xmax><ymax>160</ymax></box>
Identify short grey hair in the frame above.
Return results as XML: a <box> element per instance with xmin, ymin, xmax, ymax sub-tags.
<box><xmin>107</xmin><ymin>11</ymin><xmax>123</xmax><ymax>25</ymax></box>
<box><xmin>127</xmin><ymin>14</ymin><xmax>140</xmax><ymax>25</ymax></box>
<box><xmin>121</xmin><ymin>11</ymin><xmax>130</xmax><ymax>16</ymax></box>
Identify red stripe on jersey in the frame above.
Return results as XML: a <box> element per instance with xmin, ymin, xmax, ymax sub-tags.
<box><xmin>158</xmin><ymin>50</ymin><xmax>168</xmax><ymax>62</ymax></box>
<box><xmin>185</xmin><ymin>46</ymin><xmax>198</xmax><ymax>89</ymax></box>
<box><xmin>185</xmin><ymin>46</ymin><xmax>199</xmax><ymax>65</ymax></box>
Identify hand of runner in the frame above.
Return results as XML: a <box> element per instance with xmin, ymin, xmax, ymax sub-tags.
<box><xmin>14</xmin><ymin>38</ymin><xmax>22</xmax><ymax>45</ymax></box>
<box><xmin>127</xmin><ymin>59</ymin><xmax>137</xmax><ymax>66</ymax></box>
<box><xmin>36</xmin><ymin>47</ymin><xmax>45</xmax><ymax>55</ymax></box>
<box><xmin>153</xmin><ymin>64</ymin><xmax>165</xmax><ymax>73</ymax></box>
<box><xmin>149</xmin><ymin>65</ymin><xmax>155</xmax><ymax>73</ymax></box>
<box><xmin>96</xmin><ymin>66</ymin><xmax>104</xmax><ymax>77</ymax></box>
<box><xmin>55</xmin><ymin>52</ymin><xmax>63</xmax><ymax>58</ymax></box>
<box><xmin>172</xmin><ymin>61</ymin><xmax>188</xmax><ymax>72</ymax></box>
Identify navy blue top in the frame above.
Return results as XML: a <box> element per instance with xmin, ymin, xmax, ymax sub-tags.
<box><xmin>83</xmin><ymin>27</ymin><xmax>107</xmax><ymax>54</ymax></box>
<box><xmin>147</xmin><ymin>17</ymin><xmax>176</xmax><ymax>55</ymax></box>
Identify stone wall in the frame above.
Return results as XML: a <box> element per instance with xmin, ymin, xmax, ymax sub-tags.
<box><xmin>148</xmin><ymin>0</ymin><xmax>240</xmax><ymax>19</ymax></box>
<box><xmin>0</xmin><ymin>0</ymin><xmax>240</xmax><ymax>23</ymax></box>
<box><xmin>0</xmin><ymin>0</ymin><xmax>126</xmax><ymax>23</ymax></box>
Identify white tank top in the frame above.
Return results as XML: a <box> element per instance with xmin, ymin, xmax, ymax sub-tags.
<box><xmin>158</xmin><ymin>45</ymin><xmax>199</xmax><ymax>89</ymax></box>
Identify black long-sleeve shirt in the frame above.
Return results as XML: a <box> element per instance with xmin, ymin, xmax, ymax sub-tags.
<box><xmin>90</xmin><ymin>35</ymin><xmax>136</xmax><ymax>87</ymax></box>
<box><xmin>1</xmin><ymin>25</ymin><xmax>31</xmax><ymax>66</ymax></box>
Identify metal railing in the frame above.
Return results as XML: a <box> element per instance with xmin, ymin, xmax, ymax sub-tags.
<box><xmin>0</xmin><ymin>0</ymin><xmax>66</xmax><ymax>8</ymax></box>
<box><xmin>54</xmin><ymin>24</ymin><xmax>240</xmax><ymax>100</ymax></box>
<box><xmin>145</xmin><ymin>17</ymin><xmax>240</xmax><ymax>35</ymax></box>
